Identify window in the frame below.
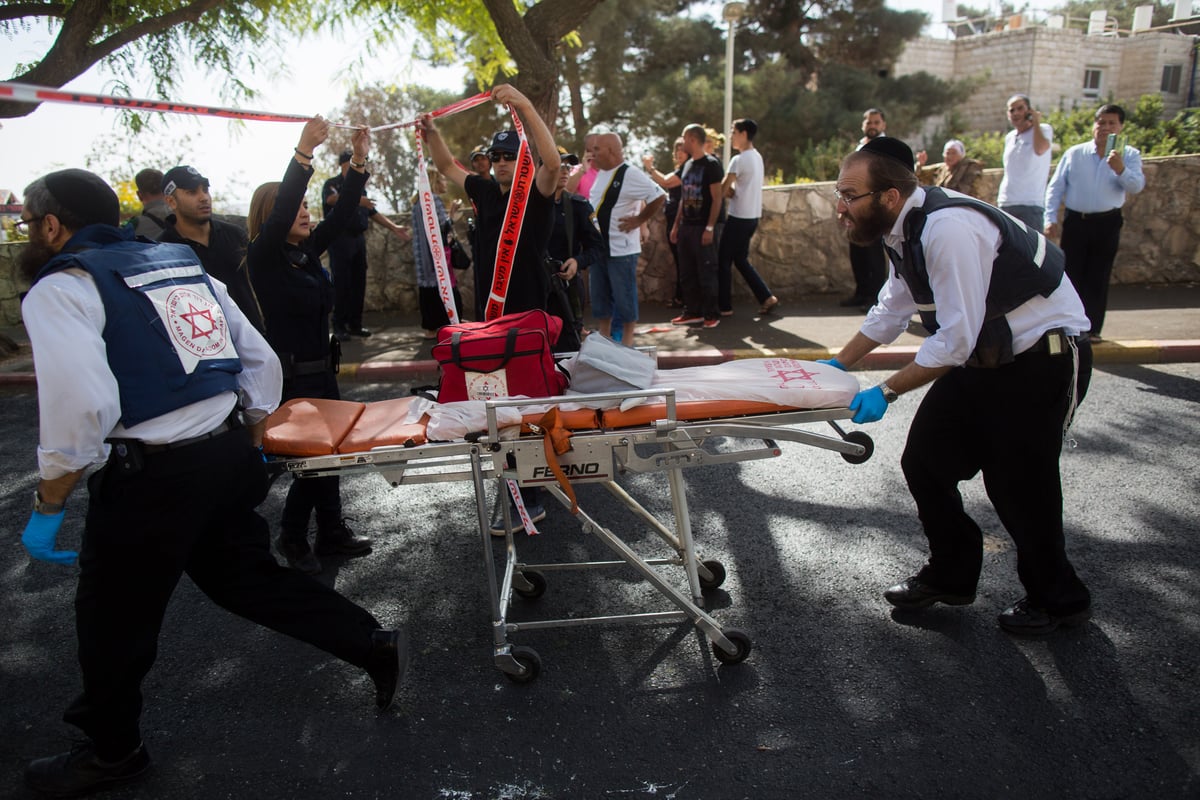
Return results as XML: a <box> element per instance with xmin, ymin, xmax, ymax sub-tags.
<box><xmin>1162</xmin><ymin>64</ymin><xmax>1183</xmax><ymax>94</ymax></box>
<box><xmin>1083</xmin><ymin>68</ymin><xmax>1103</xmax><ymax>99</ymax></box>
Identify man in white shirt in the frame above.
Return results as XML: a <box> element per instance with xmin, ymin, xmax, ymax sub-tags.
<box><xmin>588</xmin><ymin>132</ymin><xmax>666</xmax><ymax>345</ymax></box>
<box><xmin>822</xmin><ymin>138</ymin><xmax>1094</xmax><ymax>638</ymax></box>
<box><xmin>997</xmin><ymin>94</ymin><xmax>1053</xmax><ymax>230</ymax></box>
<box><xmin>719</xmin><ymin>118</ymin><xmax>778</xmax><ymax>316</ymax></box>
<box><xmin>17</xmin><ymin>169</ymin><xmax>406</xmax><ymax>797</ymax></box>
<box><xmin>1044</xmin><ymin>103</ymin><xmax>1146</xmax><ymax>341</ymax></box>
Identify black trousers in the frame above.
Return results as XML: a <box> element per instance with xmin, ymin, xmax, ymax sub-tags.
<box><xmin>848</xmin><ymin>241</ymin><xmax>887</xmax><ymax>302</ymax></box>
<box><xmin>64</xmin><ymin>428</ymin><xmax>380</xmax><ymax>759</ymax></box>
<box><xmin>900</xmin><ymin>339</ymin><xmax>1093</xmax><ymax>615</ymax></box>
<box><xmin>1061</xmin><ymin>210</ymin><xmax>1123</xmax><ymax>336</ymax></box>
<box><xmin>677</xmin><ymin>225</ymin><xmax>719</xmax><ymax>319</ymax></box>
<box><xmin>717</xmin><ymin>216</ymin><xmax>772</xmax><ymax>310</ymax></box>
<box><xmin>329</xmin><ymin>233</ymin><xmax>369</xmax><ymax>331</ymax></box>
<box><xmin>281</xmin><ymin>370</ymin><xmax>342</xmax><ymax>536</ymax></box>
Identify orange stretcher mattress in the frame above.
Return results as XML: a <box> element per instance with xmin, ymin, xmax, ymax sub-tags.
<box><xmin>262</xmin><ymin>397</ymin><xmax>806</xmax><ymax>458</ymax></box>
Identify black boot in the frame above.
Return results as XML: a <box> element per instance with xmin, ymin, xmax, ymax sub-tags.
<box><xmin>278</xmin><ymin>528</ymin><xmax>321</xmax><ymax>575</ymax></box>
<box><xmin>316</xmin><ymin>518</ymin><xmax>372</xmax><ymax>556</ymax></box>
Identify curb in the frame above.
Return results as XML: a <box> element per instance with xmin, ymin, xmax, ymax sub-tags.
<box><xmin>2</xmin><ymin>340</ymin><xmax>1197</xmax><ymax>387</ymax></box>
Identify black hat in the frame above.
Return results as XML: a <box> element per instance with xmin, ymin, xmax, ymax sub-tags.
<box><xmin>470</xmin><ymin>148</ymin><xmax>489</xmax><ymax>162</ymax></box>
<box><xmin>42</xmin><ymin>169</ymin><xmax>120</xmax><ymax>228</ymax></box>
<box><xmin>162</xmin><ymin>165</ymin><xmax>210</xmax><ymax>195</ymax></box>
<box><xmin>488</xmin><ymin>130</ymin><xmax>520</xmax><ymax>155</ymax></box>
<box><xmin>859</xmin><ymin>137</ymin><xmax>916</xmax><ymax>173</ymax></box>
<box><xmin>556</xmin><ymin>146</ymin><xmax>580</xmax><ymax>166</ymax></box>
<box><xmin>339</xmin><ymin>150</ymin><xmax>353</xmax><ymax>165</ymax></box>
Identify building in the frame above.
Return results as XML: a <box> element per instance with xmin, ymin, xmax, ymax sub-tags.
<box><xmin>895</xmin><ymin>5</ymin><xmax>1199</xmax><ymax>137</ymax></box>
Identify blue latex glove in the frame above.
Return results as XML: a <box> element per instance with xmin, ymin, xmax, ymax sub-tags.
<box><xmin>850</xmin><ymin>386</ymin><xmax>889</xmax><ymax>424</ymax></box>
<box><xmin>817</xmin><ymin>357</ymin><xmax>847</xmax><ymax>372</ymax></box>
<box><xmin>21</xmin><ymin>509</ymin><xmax>77</xmax><ymax>565</ymax></box>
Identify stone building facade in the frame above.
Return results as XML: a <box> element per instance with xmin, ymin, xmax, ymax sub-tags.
<box><xmin>894</xmin><ymin>25</ymin><xmax>1196</xmax><ymax>139</ymax></box>
<box><xmin>2</xmin><ymin>154</ymin><xmax>1198</xmax><ymax>325</ymax></box>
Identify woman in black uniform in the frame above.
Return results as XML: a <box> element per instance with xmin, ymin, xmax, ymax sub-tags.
<box><xmin>247</xmin><ymin>117</ymin><xmax>373</xmax><ymax>574</ymax></box>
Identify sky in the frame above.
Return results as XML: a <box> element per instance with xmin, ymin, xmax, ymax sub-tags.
<box><xmin>1</xmin><ymin>1</ymin><xmax>956</xmax><ymax>213</ymax></box>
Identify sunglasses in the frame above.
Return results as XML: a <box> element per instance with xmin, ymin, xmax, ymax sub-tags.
<box><xmin>489</xmin><ymin>151</ymin><xmax>518</xmax><ymax>163</ymax></box>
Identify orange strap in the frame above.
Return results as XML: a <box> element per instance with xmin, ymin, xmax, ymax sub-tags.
<box><xmin>523</xmin><ymin>407</ymin><xmax>577</xmax><ymax>514</ymax></box>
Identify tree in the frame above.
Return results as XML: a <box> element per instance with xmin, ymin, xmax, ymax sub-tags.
<box><xmin>1</xmin><ymin>0</ymin><xmax>312</xmax><ymax>119</ymax></box>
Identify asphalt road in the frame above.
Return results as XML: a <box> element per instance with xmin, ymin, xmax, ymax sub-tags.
<box><xmin>2</xmin><ymin>363</ymin><xmax>1198</xmax><ymax>800</ymax></box>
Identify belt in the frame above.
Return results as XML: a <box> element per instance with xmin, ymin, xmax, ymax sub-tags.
<box><xmin>140</xmin><ymin>419</ymin><xmax>239</xmax><ymax>454</ymax></box>
<box><xmin>1066</xmin><ymin>208</ymin><xmax>1121</xmax><ymax>220</ymax></box>
<box><xmin>1024</xmin><ymin>327</ymin><xmax>1084</xmax><ymax>357</ymax></box>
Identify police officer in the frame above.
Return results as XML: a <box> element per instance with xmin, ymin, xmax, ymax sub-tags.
<box><xmin>823</xmin><ymin>137</ymin><xmax>1093</xmax><ymax>637</ymax></box>
<box><xmin>17</xmin><ymin>169</ymin><xmax>406</xmax><ymax>797</ymax></box>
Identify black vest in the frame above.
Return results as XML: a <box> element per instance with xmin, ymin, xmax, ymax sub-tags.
<box><xmin>886</xmin><ymin>188</ymin><xmax>1065</xmax><ymax>367</ymax></box>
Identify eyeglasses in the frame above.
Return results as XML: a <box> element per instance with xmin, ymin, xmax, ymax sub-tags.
<box><xmin>489</xmin><ymin>151</ymin><xmax>518</xmax><ymax>163</ymax></box>
<box><xmin>833</xmin><ymin>189</ymin><xmax>879</xmax><ymax>205</ymax></box>
<box><xmin>14</xmin><ymin>215</ymin><xmax>45</xmax><ymax>234</ymax></box>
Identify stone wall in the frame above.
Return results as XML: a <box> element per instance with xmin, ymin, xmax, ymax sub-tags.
<box><xmin>2</xmin><ymin>154</ymin><xmax>1198</xmax><ymax>325</ymax></box>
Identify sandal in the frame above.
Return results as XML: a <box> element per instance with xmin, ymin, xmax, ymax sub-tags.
<box><xmin>758</xmin><ymin>296</ymin><xmax>779</xmax><ymax>315</ymax></box>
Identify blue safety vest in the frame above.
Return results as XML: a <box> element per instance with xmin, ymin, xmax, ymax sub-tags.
<box><xmin>886</xmin><ymin>188</ymin><xmax>1065</xmax><ymax>367</ymax></box>
<box><xmin>34</xmin><ymin>225</ymin><xmax>242</xmax><ymax>426</ymax></box>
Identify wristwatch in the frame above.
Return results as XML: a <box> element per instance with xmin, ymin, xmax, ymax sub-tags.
<box><xmin>878</xmin><ymin>382</ymin><xmax>900</xmax><ymax>403</ymax></box>
<box><xmin>33</xmin><ymin>489</ymin><xmax>64</xmax><ymax>515</ymax></box>
<box><xmin>704</xmin><ymin>225</ymin><xmax>714</xmax><ymax>232</ymax></box>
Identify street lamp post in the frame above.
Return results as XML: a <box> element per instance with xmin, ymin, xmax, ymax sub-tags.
<box><xmin>722</xmin><ymin>2</ymin><xmax>747</xmax><ymax>166</ymax></box>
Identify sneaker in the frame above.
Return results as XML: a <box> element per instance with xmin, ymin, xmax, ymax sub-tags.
<box><xmin>26</xmin><ymin>741</ymin><xmax>151</xmax><ymax>797</ymax></box>
<box><xmin>489</xmin><ymin>503</ymin><xmax>547</xmax><ymax>536</ymax></box>
<box><xmin>702</xmin><ymin>318</ymin><xmax>720</xmax><ymax>328</ymax></box>
<box><xmin>671</xmin><ymin>315</ymin><xmax>703</xmax><ymax>326</ymax></box>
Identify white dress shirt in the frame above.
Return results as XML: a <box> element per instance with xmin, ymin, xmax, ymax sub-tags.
<box><xmin>862</xmin><ymin>188</ymin><xmax>1091</xmax><ymax>369</ymax></box>
<box><xmin>1044</xmin><ymin>141</ymin><xmax>1145</xmax><ymax>224</ymax></box>
<box><xmin>23</xmin><ymin>268</ymin><xmax>282</xmax><ymax>479</ymax></box>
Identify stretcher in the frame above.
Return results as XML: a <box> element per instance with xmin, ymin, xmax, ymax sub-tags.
<box><xmin>262</xmin><ymin>359</ymin><xmax>873</xmax><ymax>682</ymax></box>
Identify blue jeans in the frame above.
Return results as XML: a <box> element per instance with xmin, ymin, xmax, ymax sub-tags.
<box><xmin>1000</xmin><ymin>205</ymin><xmax>1045</xmax><ymax>231</ymax></box>
<box><xmin>718</xmin><ymin>216</ymin><xmax>771</xmax><ymax>311</ymax></box>
<box><xmin>589</xmin><ymin>252</ymin><xmax>640</xmax><ymax>324</ymax></box>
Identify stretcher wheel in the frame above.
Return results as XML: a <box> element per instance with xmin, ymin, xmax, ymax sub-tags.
<box><xmin>712</xmin><ymin>628</ymin><xmax>752</xmax><ymax>665</ymax></box>
<box><xmin>699</xmin><ymin>559</ymin><xmax>727</xmax><ymax>591</ymax></box>
<box><xmin>841</xmin><ymin>431</ymin><xmax>874</xmax><ymax>464</ymax></box>
<box><xmin>505</xmin><ymin>646</ymin><xmax>542</xmax><ymax>683</ymax></box>
<box><xmin>514</xmin><ymin>570</ymin><xmax>547</xmax><ymax>600</ymax></box>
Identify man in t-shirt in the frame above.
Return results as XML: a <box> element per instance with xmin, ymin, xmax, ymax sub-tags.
<box><xmin>719</xmin><ymin>118</ymin><xmax>777</xmax><ymax>316</ymax></box>
<box><xmin>669</xmin><ymin>124</ymin><xmax>725</xmax><ymax>328</ymax></box>
<box><xmin>588</xmin><ymin>132</ymin><xmax>665</xmax><ymax>345</ymax></box>
<box><xmin>158</xmin><ymin>165</ymin><xmax>264</xmax><ymax>331</ymax></box>
<box><xmin>997</xmin><ymin>94</ymin><xmax>1053</xmax><ymax>230</ymax></box>
<box><xmin>419</xmin><ymin>84</ymin><xmax>562</xmax><ymax>535</ymax></box>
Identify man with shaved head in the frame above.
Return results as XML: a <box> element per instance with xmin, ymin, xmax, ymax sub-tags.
<box><xmin>587</xmin><ymin>131</ymin><xmax>665</xmax><ymax>345</ymax></box>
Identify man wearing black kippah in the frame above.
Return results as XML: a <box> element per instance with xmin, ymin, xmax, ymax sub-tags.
<box><xmin>820</xmin><ymin>137</ymin><xmax>1095</xmax><ymax>638</ymax></box>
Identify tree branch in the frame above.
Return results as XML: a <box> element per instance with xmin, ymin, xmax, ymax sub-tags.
<box><xmin>0</xmin><ymin>3</ymin><xmax>67</xmax><ymax>23</ymax></box>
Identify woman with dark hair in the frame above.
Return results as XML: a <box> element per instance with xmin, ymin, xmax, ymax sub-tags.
<box><xmin>247</xmin><ymin>117</ymin><xmax>373</xmax><ymax>575</ymax></box>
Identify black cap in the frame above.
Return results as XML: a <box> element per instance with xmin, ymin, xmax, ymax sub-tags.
<box><xmin>488</xmin><ymin>130</ymin><xmax>520</xmax><ymax>155</ymax></box>
<box><xmin>557</xmin><ymin>146</ymin><xmax>580</xmax><ymax>166</ymax></box>
<box><xmin>859</xmin><ymin>137</ymin><xmax>916</xmax><ymax>173</ymax></box>
<box><xmin>43</xmin><ymin>169</ymin><xmax>120</xmax><ymax>228</ymax></box>
<box><xmin>470</xmin><ymin>148</ymin><xmax>489</xmax><ymax>161</ymax></box>
<box><xmin>339</xmin><ymin>150</ymin><xmax>353</xmax><ymax>165</ymax></box>
<box><xmin>162</xmin><ymin>165</ymin><xmax>209</xmax><ymax>195</ymax></box>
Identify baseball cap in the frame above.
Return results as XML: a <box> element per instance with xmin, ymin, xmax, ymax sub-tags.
<box><xmin>42</xmin><ymin>169</ymin><xmax>120</xmax><ymax>228</ymax></box>
<box><xmin>470</xmin><ymin>148</ymin><xmax>489</xmax><ymax>161</ymax></box>
<box><xmin>162</xmin><ymin>165</ymin><xmax>210</xmax><ymax>195</ymax></box>
<box><xmin>557</xmin><ymin>146</ymin><xmax>580</xmax><ymax>166</ymax></box>
<box><xmin>488</xmin><ymin>130</ymin><xmax>520</xmax><ymax>155</ymax></box>
<box><xmin>859</xmin><ymin>137</ymin><xmax>916</xmax><ymax>173</ymax></box>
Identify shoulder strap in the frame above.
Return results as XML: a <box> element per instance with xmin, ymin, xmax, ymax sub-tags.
<box><xmin>595</xmin><ymin>164</ymin><xmax>630</xmax><ymax>240</ymax></box>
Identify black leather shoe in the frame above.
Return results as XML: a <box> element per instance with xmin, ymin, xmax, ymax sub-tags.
<box><xmin>26</xmin><ymin>741</ymin><xmax>151</xmax><ymax>797</ymax></box>
<box><xmin>315</xmin><ymin>519</ymin><xmax>372</xmax><ymax>556</ymax></box>
<box><xmin>367</xmin><ymin>628</ymin><xmax>409</xmax><ymax>710</ymax></box>
<box><xmin>278</xmin><ymin>535</ymin><xmax>322</xmax><ymax>575</ymax></box>
<box><xmin>884</xmin><ymin>577</ymin><xmax>975</xmax><ymax>610</ymax></box>
<box><xmin>351</xmin><ymin>327</ymin><xmax>373</xmax><ymax>338</ymax></box>
<box><xmin>998</xmin><ymin>597</ymin><xmax>1091</xmax><ymax>636</ymax></box>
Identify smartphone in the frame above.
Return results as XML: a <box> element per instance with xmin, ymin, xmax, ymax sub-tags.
<box><xmin>1105</xmin><ymin>133</ymin><xmax>1126</xmax><ymax>153</ymax></box>
<box><xmin>1025</xmin><ymin>112</ymin><xmax>1033</xmax><ymax>122</ymax></box>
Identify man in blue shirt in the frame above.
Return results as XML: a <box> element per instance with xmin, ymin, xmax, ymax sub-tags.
<box><xmin>1044</xmin><ymin>103</ymin><xmax>1146</xmax><ymax>341</ymax></box>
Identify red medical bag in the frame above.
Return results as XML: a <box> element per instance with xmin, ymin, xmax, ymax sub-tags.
<box><xmin>433</xmin><ymin>310</ymin><xmax>569</xmax><ymax>402</ymax></box>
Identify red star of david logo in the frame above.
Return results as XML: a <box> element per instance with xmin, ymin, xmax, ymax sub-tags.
<box><xmin>179</xmin><ymin>302</ymin><xmax>217</xmax><ymax>340</ymax></box>
<box><xmin>773</xmin><ymin>365</ymin><xmax>819</xmax><ymax>385</ymax></box>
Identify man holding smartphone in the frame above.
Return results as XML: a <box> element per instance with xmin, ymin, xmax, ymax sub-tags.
<box><xmin>997</xmin><ymin>95</ymin><xmax>1053</xmax><ymax>230</ymax></box>
<box><xmin>1043</xmin><ymin>103</ymin><xmax>1145</xmax><ymax>342</ymax></box>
